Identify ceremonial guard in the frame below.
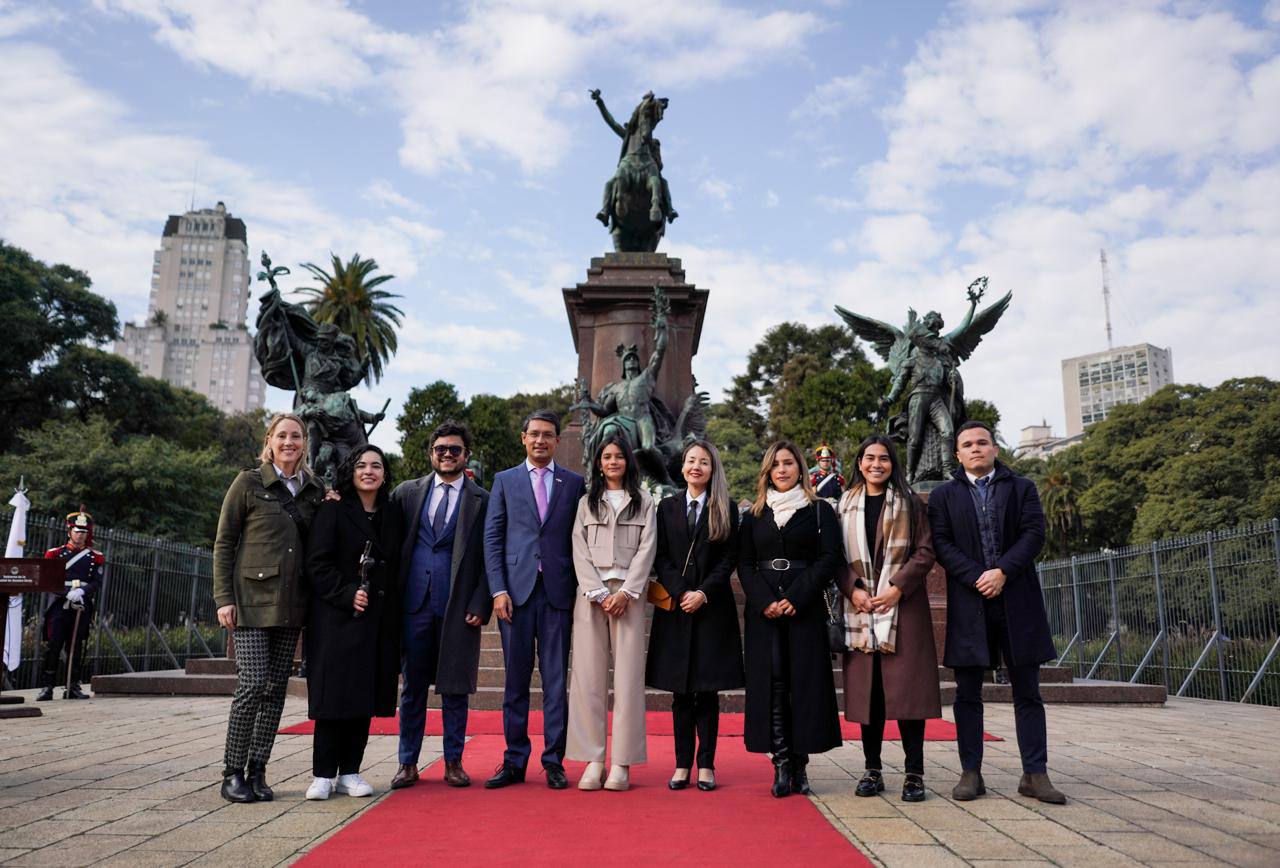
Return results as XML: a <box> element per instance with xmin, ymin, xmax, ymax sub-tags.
<box><xmin>809</xmin><ymin>444</ymin><xmax>846</xmax><ymax>502</ymax></box>
<box><xmin>39</xmin><ymin>510</ymin><xmax>104</xmax><ymax>700</ymax></box>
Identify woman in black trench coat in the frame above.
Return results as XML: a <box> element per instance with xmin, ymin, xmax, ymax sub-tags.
<box><xmin>738</xmin><ymin>440</ymin><xmax>843</xmax><ymax>797</ymax></box>
<box><xmin>645</xmin><ymin>439</ymin><xmax>744</xmax><ymax>792</ymax></box>
<box><xmin>303</xmin><ymin>445</ymin><xmax>403</xmax><ymax>800</ymax></box>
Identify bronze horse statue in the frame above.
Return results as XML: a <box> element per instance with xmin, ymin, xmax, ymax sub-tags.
<box><xmin>591</xmin><ymin>89</ymin><xmax>677</xmax><ymax>252</ymax></box>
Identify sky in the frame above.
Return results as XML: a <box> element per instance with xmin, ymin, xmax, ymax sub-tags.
<box><xmin>3</xmin><ymin>0</ymin><xmax>1278</xmax><ymax>455</ymax></box>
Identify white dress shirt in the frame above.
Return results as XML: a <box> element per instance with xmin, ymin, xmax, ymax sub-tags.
<box><xmin>426</xmin><ymin>475</ymin><xmax>463</xmax><ymax>525</ymax></box>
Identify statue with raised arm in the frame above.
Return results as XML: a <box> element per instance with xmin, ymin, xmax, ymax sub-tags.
<box><xmin>570</xmin><ymin>286</ymin><xmax>706</xmax><ymax>492</ymax></box>
<box><xmin>590</xmin><ymin>89</ymin><xmax>677</xmax><ymax>253</ymax></box>
<box><xmin>253</xmin><ymin>251</ymin><xmax>386</xmax><ymax>489</ymax></box>
<box><xmin>835</xmin><ymin>278</ymin><xmax>1011</xmax><ymax>486</ymax></box>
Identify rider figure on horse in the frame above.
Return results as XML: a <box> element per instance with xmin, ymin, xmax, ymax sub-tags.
<box><xmin>591</xmin><ymin>89</ymin><xmax>677</xmax><ymax>250</ymax></box>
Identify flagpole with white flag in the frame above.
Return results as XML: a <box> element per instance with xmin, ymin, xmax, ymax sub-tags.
<box><xmin>4</xmin><ymin>485</ymin><xmax>30</xmax><ymax>673</ymax></box>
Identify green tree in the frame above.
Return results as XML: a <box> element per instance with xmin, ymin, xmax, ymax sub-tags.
<box><xmin>705</xmin><ymin>408</ymin><xmax>763</xmax><ymax>503</ymax></box>
<box><xmin>297</xmin><ymin>253</ymin><xmax>403</xmax><ymax>384</ymax></box>
<box><xmin>396</xmin><ymin>381</ymin><xmax>466</xmax><ymax>479</ymax></box>
<box><xmin>0</xmin><ymin>415</ymin><xmax>234</xmax><ymax>547</ymax></box>
<box><xmin>1039</xmin><ymin>464</ymin><xmax>1082</xmax><ymax>557</ymax></box>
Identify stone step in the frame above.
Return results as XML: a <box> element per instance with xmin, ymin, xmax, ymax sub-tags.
<box><xmin>938</xmin><ymin>679</ymin><xmax>1166</xmax><ymax>705</ymax></box>
<box><xmin>186</xmin><ymin>658</ymin><xmax>236</xmax><ymax>676</ymax></box>
<box><xmin>935</xmin><ymin>665</ymin><xmax>1074</xmax><ymax>684</ymax></box>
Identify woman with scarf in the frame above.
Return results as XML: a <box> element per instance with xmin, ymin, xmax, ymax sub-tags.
<box><xmin>837</xmin><ymin>435</ymin><xmax>939</xmax><ymax>802</ymax></box>
<box><xmin>738</xmin><ymin>440</ymin><xmax>843</xmax><ymax>797</ymax></box>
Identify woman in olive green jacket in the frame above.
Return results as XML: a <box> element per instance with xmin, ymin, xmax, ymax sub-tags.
<box><xmin>213</xmin><ymin>413</ymin><xmax>325</xmax><ymax>803</ymax></box>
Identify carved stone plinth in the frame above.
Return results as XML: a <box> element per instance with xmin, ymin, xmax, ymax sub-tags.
<box><xmin>560</xmin><ymin>252</ymin><xmax>709</xmax><ymax>474</ymax></box>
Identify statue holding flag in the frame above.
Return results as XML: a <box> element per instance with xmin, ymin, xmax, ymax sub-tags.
<box><xmin>252</xmin><ymin>253</ymin><xmax>387</xmax><ymax>489</ymax></box>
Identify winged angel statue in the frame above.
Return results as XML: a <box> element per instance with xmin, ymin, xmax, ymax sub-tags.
<box><xmin>835</xmin><ymin>278</ymin><xmax>1011</xmax><ymax>485</ymax></box>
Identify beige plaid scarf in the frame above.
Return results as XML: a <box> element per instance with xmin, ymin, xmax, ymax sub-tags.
<box><xmin>838</xmin><ymin>485</ymin><xmax>911</xmax><ymax>653</ymax></box>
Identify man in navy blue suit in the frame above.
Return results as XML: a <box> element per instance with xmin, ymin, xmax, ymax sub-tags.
<box><xmin>927</xmin><ymin>420</ymin><xmax>1065</xmax><ymax>805</ymax></box>
<box><xmin>483</xmin><ymin>410</ymin><xmax>585</xmax><ymax>789</ymax></box>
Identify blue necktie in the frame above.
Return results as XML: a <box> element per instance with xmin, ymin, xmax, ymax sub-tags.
<box><xmin>432</xmin><ymin>483</ymin><xmax>450</xmax><ymax>536</ymax></box>
<box><xmin>976</xmin><ymin>476</ymin><xmax>990</xmax><ymax>503</ymax></box>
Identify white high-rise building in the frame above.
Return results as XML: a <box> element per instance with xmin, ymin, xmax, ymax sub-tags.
<box><xmin>116</xmin><ymin>202</ymin><xmax>266</xmax><ymax>413</ymax></box>
<box><xmin>1061</xmin><ymin>343</ymin><xmax>1174</xmax><ymax>436</ymax></box>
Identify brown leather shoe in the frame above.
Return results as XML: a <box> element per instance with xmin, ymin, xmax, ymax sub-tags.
<box><xmin>443</xmin><ymin>760</ymin><xmax>471</xmax><ymax>788</ymax></box>
<box><xmin>1018</xmin><ymin>772</ymin><xmax>1066</xmax><ymax>804</ymax></box>
<box><xmin>951</xmin><ymin>769</ymin><xmax>986</xmax><ymax>801</ymax></box>
<box><xmin>390</xmin><ymin>763</ymin><xmax>419</xmax><ymax>789</ymax></box>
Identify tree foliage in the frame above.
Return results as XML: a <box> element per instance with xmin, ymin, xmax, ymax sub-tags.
<box><xmin>1038</xmin><ymin>378</ymin><xmax>1280</xmax><ymax>551</ymax></box>
<box><xmin>297</xmin><ymin>253</ymin><xmax>404</xmax><ymax>384</ymax></box>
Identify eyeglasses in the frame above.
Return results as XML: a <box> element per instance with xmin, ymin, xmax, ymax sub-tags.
<box><xmin>432</xmin><ymin>444</ymin><xmax>465</xmax><ymax>457</ymax></box>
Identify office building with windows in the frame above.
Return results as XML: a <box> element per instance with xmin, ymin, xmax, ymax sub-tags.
<box><xmin>116</xmin><ymin>202</ymin><xmax>266</xmax><ymax>413</ymax></box>
<box><xmin>1061</xmin><ymin>343</ymin><xmax>1173</xmax><ymax>436</ymax></box>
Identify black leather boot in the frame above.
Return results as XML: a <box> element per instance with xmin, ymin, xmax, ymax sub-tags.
<box><xmin>220</xmin><ymin>767</ymin><xmax>257</xmax><ymax>803</ymax></box>
<box><xmin>769</xmin><ymin>680</ymin><xmax>791</xmax><ymax>798</ymax></box>
<box><xmin>791</xmin><ymin>754</ymin><xmax>811</xmax><ymax>795</ymax></box>
<box><xmin>36</xmin><ymin>686</ymin><xmax>54</xmax><ymax>701</ymax></box>
<box><xmin>64</xmin><ymin>683</ymin><xmax>90</xmax><ymax>700</ymax></box>
<box><xmin>246</xmin><ymin>760</ymin><xmax>274</xmax><ymax>801</ymax></box>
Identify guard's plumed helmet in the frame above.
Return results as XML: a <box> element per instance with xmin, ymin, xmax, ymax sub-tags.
<box><xmin>814</xmin><ymin>444</ymin><xmax>835</xmax><ymax>460</ymax></box>
<box><xmin>65</xmin><ymin>508</ymin><xmax>94</xmax><ymax>545</ymax></box>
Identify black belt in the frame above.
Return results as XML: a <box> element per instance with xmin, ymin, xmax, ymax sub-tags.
<box><xmin>756</xmin><ymin>559</ymin><xmax>811</xmax><ymax>572</ymax></box>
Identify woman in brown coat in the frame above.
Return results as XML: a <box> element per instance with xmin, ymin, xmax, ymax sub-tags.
<box><xmin>837</xmin><ymin>435</ymin><xmax>940</xmax><ymax>802</ymax></box>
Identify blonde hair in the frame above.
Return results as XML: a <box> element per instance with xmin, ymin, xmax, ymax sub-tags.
<box><xmin>751</xmin><ymin>440</ymin><xmax>816</xmax><ymax>517</ymax></box>
<box><xmin>259</xmin><ymin>413</ymin><xmax>314</xmax><ymax>478</ymax></box>
<box><xmin>682</xmin><ymin>439</ymin><xmax>731</xmax><ymax>542</ymax></box>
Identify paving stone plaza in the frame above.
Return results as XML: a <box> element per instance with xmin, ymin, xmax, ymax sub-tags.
<box><xmin>1</xmin><ymin>692</ymin><xmax>1277</xmax><ymax>866</ymax></box>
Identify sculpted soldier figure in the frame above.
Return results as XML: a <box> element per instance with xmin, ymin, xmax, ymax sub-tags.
<box><xmin>571</xmin><ymin>287</ymin><xmax>708</xmax><ymax>491</ymax></box>
<box><xmin>38</xmin><ymin>510</ymin><xmax>103</xmax><ymax>700</ymax></box>
<box><xmin>591</xmin><ymin>89</ymin><xmax>677</xmax><ymax>252</ymax></box>
<box><xmin>837</xmin><ymin>278</ymin><xmax>1011</xmax><ymax>485</ymax></box>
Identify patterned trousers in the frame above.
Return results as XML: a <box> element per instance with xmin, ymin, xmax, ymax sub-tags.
<box><xmin>223</xmin><ymin>626</ymin><xmax>301</xmax><ymax>771</ymax></box>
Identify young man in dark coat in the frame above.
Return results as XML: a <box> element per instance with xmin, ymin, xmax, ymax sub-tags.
<box><xmin>927</xmin><ymin>420</ymin><xmax>1065</xmax><ymax>804</ymax></box>
<box><xmin>389</xmin><ymin>421</ymin><xmax>493</xmax><ymax>789</ymax></box>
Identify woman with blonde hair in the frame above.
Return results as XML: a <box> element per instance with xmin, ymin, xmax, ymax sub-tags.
<box><xmin>213</xmin><ymin>413</ymin><xmax>326</xmax><ymax>803</ymax></box>
<box><xmin>738</xmin><ymin>440</ymin><xmax>843</xmax><ymax>797</ymax></box>
<box><xmin>646</xmin><ymin>439</ymin><xmax>744</xmax><ymax>792</ymax></box>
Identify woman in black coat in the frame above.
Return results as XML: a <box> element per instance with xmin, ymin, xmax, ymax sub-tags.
<box><xmin>645</xmin><ymin>439</ymin><xmax>744</xmax><ymax>792</ymax></box>
<box><xmin>303</xmin><ymin>445</ymin><xmax>403</xmax><ymax>800</ymax></box>
<box><xmin>738</xmin><ymin>440</ymin><xmax>843</xmax><ymax>798</ymax></box>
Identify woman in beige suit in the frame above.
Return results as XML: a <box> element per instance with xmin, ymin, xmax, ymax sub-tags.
<box><xmin>568</xmin><ymin>435</ymin><xmax>657</xmax><ymax>792</ymax></box>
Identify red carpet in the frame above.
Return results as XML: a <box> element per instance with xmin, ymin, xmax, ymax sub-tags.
<box><xmin>282</xmin><ymin>710</ymin><xmax>998</xmax><ymax>741</ymax></box>
<box><xmin>298</xmin><ymin>733</ymin><xmax>873</xmax><ymax>867</ymax></box>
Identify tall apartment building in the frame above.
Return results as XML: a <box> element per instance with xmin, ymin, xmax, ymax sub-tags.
<box><xmin>1061</xmin><ymin>343</ymin><xmax>1174</xmax><ymax>436</ymax></box>
<box><xmin>116</xmin><ymin>202</ymin><xmax>266</xmax><ymax>413</ymax></box>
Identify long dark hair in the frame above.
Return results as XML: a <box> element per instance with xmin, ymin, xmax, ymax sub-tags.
<box><xmin>847</xmin><ymin>434</ymin><xmax>917</xmax><ymax>538</ymax></box>
<box><xmin>337</xmin><ymin>444</ymin><xmax>393</xmax><ymax>506</ymax></box>
<box><xmin>587</xmin><ymin>435</ymin><xmax>641</xmax><ymax>521</ymax></box>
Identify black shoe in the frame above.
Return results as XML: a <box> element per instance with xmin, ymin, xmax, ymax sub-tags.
<box><xmin>791</xmin><ymin>756</ymin><xmax>810</xmax><ymax>795</ymax></box>
<box><xmin>902</xmin><ymin>774</ymin><xmax>926</xmax><ymax>802</ymax></box>
<box><xmin>856</xmin><ymin>770</ymin><xmax>884</xmax><ymax>797</ymax></box>
<box><xmin>771</xmin><ymin>756</ymin><xmax>792</xmax><ymax>798</ymax></box>
<box><xmin>36</xmin><ymin>687</ymin><xmax>53</xmax><ymax>702</ymax></box>
<box><xmin>246</xmin><ymin>761</ymin><xmax>273</xmax><ymax>801</ymax></box>
<box><xmin>544</xmin><ymin>765</ymin><xmax>568</xmax><ymax>790</ymax></box>
<box><xmin>669</xmin><ymin>769</ymin><xmax>690</xmax><ymax>790</ymax></box>
<box><xmin>220</xmin><ymin>769</ymin><xmax>256</xmax><ymax>803</ymax></box>
<box><xmin>696</xmin><ymin>770</ymin><xmax>716</xmax><ymax>792</ymax></box>
<box><xmin>484</xmin><ymin>764</ymin><xmax>525</xmax><ymax>789</ymax></box>
<box><xmin>64</xmin><ymin>683</ymin><xmax>90</xmax><ymax>700</ymax></box>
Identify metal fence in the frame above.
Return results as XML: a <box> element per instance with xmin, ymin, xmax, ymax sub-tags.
<box><xmin>3</xmin><ymin>510</ymin><xmax>224</xmax><ymax>688</ymax></box>
<box><xmin>1038</xmin><ymin>519</ymin><xmax>1280</xmax><ymax>706</ymax></box>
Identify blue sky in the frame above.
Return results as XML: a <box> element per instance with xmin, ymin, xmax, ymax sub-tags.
<box><xmin>2</xmin><ymin>0</ymin><xmax>1278</xmax><ymax>455</ymax></box>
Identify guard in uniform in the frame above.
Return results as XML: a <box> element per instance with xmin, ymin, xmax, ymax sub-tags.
<box><xmin>38</xmin><ymin>510</ymin><xmax>103</xmax><ymax>700</ymax></box>
<box><xmin>809</xmin><ymin>444</ymin><xmax>846</xmax><ymax>503</ymax></box>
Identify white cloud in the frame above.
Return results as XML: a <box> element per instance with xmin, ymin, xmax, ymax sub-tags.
<box><xmin>763</xmin><ymin>190</ymin><xmax>780</xmax><ymax>208</ymax></box>
<box><xmin>857</xmin><ymin>213</ymin><xmax>949</xmax><ymax>265</ymax></box>
<box><xmin>363</xmin><ymin>179</ymin><xmax>423</xmax><ymax>213</ymax></box>
<box><xmin>792</xmin><ymin>68</ymin><xmax>878</xmax><ymax>119</ymax></box>
<box><xmin>0</xmin><ymin>0</ymin><xmax>60</xmax><ymax>37</ymax></box>
<box><xmin>699</xmin><ymin>178</ymin><xmax>735</xmax><ymax>211</ymax></box>
<box><xmin>104</xmin><ymin>0</ymin><xmax>822</xmax><ymax>176</ymax></box>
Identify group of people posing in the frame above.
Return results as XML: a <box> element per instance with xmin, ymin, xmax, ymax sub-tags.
<box><xmin>211</xmin><ymin>409</ymin><xmax>1067</xmax><ymax>806</ymax></box>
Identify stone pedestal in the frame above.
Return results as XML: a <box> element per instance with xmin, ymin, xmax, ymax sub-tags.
<box><xmin>560</xmin><ymin>252</ymin><xmax>709</xmax><ymax>475</ymax></box>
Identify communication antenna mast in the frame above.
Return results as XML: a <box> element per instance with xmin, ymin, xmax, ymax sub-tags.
<box><xmin>1099</xmin><ymin>248</ymin><xmax>1113</xmax><ymax>349</ymax></box>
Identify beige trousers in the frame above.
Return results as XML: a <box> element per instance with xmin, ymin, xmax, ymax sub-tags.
<box><xmin>566</xmin><ymin>581</ymin><xmax>648</xmax><ymax>765</ymax></box>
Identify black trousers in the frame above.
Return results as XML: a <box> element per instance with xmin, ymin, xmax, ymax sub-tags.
<box><xmin>41</xmin><ymin>624</ymin><xmax>89</xmax><ymax>688</ymax></box>
<box><xmin>953</xmin><ymin>602</ymin><xmax>1047</xmax><ymax>774</ymax></box>
<box><xmin>313</xmin><ymin>717</ymin><xmax>372</xmax><ymax>778</ymax></box>
<box><xmin>861</xmin><ymin>653</ymin><xmax>925</xmax><ymax>776</ymax></box>
<box><xmin>672</xmin><ymin>691</ymin><xmax>720</xmax><ymax>769</ymax></box>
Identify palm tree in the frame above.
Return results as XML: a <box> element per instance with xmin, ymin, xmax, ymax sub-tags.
<box><xmin>296</xmin><ymin>253</ymin><xmax>404</xmax><ymax>384</ymax></box>
<box><xmin>1040</xmin><ymin>466</ymin><xmax>1082</xmax><ymax>557</ymax></box>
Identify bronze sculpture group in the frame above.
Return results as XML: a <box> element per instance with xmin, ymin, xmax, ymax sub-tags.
<box><xmin>250</xmin><ymin>90</ymin><xmax>1013</xmax><ymax>494</ymax></box>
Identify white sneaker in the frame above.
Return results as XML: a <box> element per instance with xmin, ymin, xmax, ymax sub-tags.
<box><xmin>335</xmin><ymin>773</ymin><xmax>374</xmax><ymax>797</ymax></box>
<box><xmin>305</xmin><ymin>777</ymin><xmax>333</xmax><ymax>800</ymax></box>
